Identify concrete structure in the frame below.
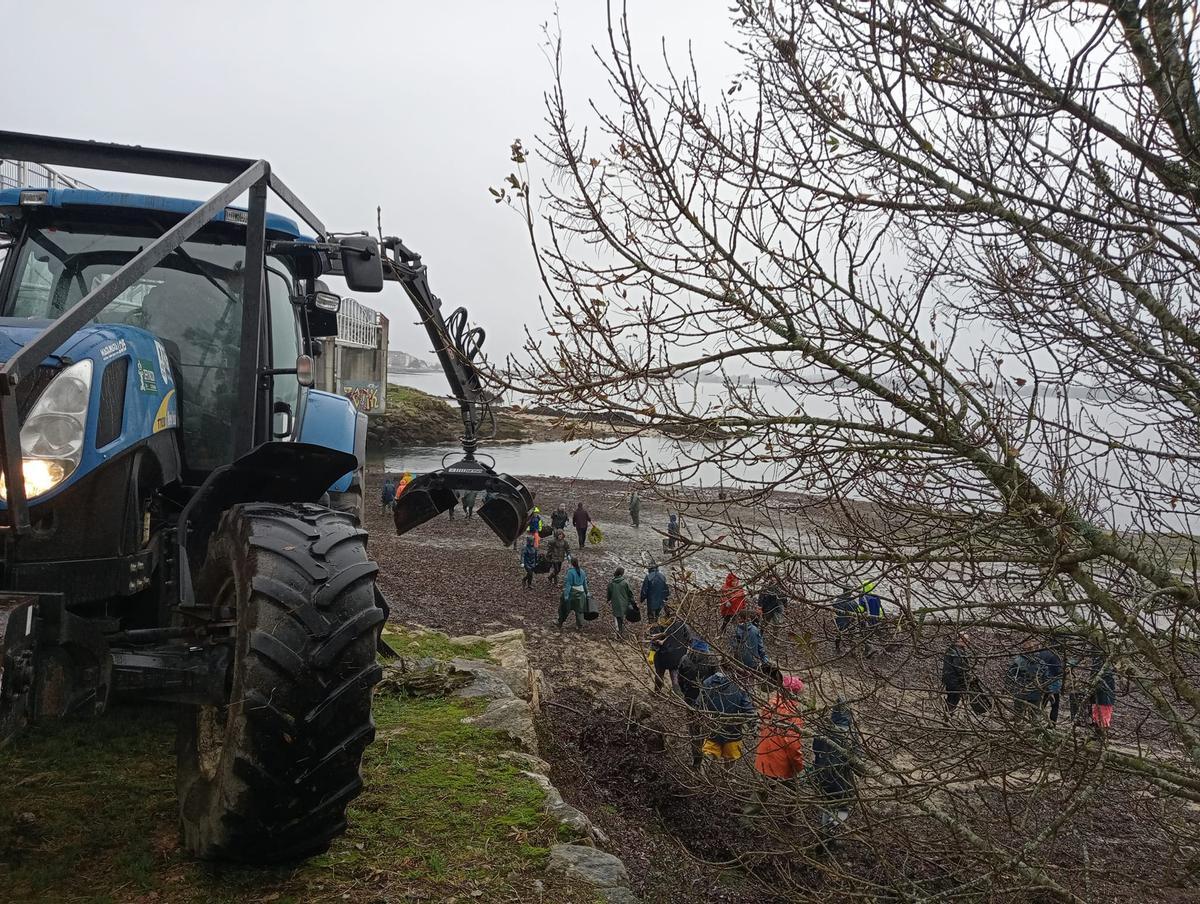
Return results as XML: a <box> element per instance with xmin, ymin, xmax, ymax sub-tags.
<box><xmin>315</xmin><ymin>296</ymin><xmax>389</xmax><ymax>415</ymax></box>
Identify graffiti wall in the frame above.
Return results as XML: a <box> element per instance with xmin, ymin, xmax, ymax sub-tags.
<box><xmin>342</xmin><ymin>380</ymin><xmax>382</xmax><ymax>413</ymax></box>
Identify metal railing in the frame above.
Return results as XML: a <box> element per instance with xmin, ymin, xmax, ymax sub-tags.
<box><xmin>336</xmin><ymin>297</ymin><xmax>383</xmax><ymax>349</ymax></box>
<box><xmin>0</xmin><ymin>159</ymin><xmax>96</xmax><ymax>191</ymax></box>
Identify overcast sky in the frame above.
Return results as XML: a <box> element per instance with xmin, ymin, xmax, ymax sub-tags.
<box><xmin>4</xmin><ymin>0</ymin><xmax>737</xmax><ymax>360</ymax></box>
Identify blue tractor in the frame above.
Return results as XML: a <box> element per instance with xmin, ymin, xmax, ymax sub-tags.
<box><xmin>0</xmin><ymin>132</ymin><xmax>532</xmax><ymax>862</ymax></box>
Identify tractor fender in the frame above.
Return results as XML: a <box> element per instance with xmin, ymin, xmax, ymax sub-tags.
<box><xmin>294</xmin><ymin>388</ymin><xmax>367</xmax><ymax>494</ymax></box>
<box><xmin>175</xmin><ymin>442</ymin><xmax>357</xmax><ymax>609</ymax></box>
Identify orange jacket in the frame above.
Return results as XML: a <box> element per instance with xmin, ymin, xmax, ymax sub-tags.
<box><xmin>395</xmin><ymin>474</ymin><xmax>412</xmax><ymax>499</ymax></box>
<box><xmin>754</xmin><ymin>693</ymin><xmax>805</xmax><ymax>779</ymax></box>
<box><xmin>719</xmin><ymin>572</ymin><xmax>747</xmax><ymax>618</ymax></box>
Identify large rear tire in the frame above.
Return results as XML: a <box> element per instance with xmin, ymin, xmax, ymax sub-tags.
<box><xmin>177</xmin><ymin>502</ymin><xmax>383</xmax><ymax>862</ymax></box>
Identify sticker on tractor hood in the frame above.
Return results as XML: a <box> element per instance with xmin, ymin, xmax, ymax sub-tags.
<box><xmin>153</xmin><ymin>389</ymin><xmax>178</xmax><ymax>433</ymax></box>
<box><xmin>154</xmin><ymin>340</ymin><xmax>174</xmax><ymax>388</ymax></box>
<box><xmin>100</xmin><ymin>338</ymin><xmax>128</xmax><ymax>360</ymax></box>
<box><xmin>136</xmin><ymin>358</ymin><xmax>157</xmax><ymax>394</ymax></box>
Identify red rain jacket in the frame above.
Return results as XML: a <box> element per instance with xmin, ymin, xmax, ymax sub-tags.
<box><xmin>719</xmin><ymin>572</ymin><xmax>747</xmax><ymax>618</ymax></box>
<box><xmin>754</xmin><ymin>693</ymin><xmax>805</xmax><ymax>779</ymax></box>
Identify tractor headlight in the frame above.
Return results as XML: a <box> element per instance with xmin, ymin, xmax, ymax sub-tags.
<box><xmin>0</xmin><ymin>359</ymin><xmax>92</xmax><ymax>501</ymax></box>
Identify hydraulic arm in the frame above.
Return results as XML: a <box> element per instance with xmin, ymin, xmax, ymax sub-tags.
<box><xmin>380</xmin><ymin>238</ymin><xmax>533</xmax><ymax>544</ymax></box>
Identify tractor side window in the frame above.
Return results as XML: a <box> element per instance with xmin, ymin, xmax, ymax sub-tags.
<box><xmin>10</xmin><ymin>249</ymin><xmax>57</xmax><ymax>315</ymax></box>
<box><xmin>267</xmin><ymin>265</ymin><xmax>299</xmax><ymax>435</ymax></box>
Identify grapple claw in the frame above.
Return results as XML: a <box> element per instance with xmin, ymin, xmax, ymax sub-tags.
<box><xmin>393</xmin><ymin>458</ymin><xmax>533</xmax><ymax>546</ymax></box>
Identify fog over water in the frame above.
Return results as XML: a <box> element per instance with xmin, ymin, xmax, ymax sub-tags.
<box><xmin>382</xmin><ymin>373</ymin><xmax>1185</xmax><ymax>534</ymax></box>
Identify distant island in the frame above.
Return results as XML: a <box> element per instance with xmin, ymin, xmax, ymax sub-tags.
<box><xmin>387</xmin><ymin>350</ymin><xmax>440</xmax><ymax>372</ymax></box>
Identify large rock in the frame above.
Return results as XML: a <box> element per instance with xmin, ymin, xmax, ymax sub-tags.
<box><xmin>448</xmin><ymin>633</ymin><xmax>489</xmax><ymax>647</ymax></box>
<box><xmin>463</xmin><ymin>697</ymin><xmax>538</xmax><ymax>752</ymax></box>
<box><xmin>486</xmin><ymin>628</ymin><xmax>530</xmax><ymax>672</ymax></box>
<box><xmin>450</xmin><ymin>658</ymin><xmax>528</xmax><ymax>699</ymax></box>
<box><xmin>499</xmin><ymin>750</ymin><xmax>552</xmax><ymax>773</ymax></box>
<box><xmin>520</xmin><ymin>772</ymin><xmax>608</xmax><ymax>845</ymax></box>
<box><xmin>548</xmin><ymin>844</ymin><xmax>633</xmax><ymax>893</ymax></box>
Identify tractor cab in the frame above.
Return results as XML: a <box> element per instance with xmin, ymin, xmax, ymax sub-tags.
<box><xmin>0</xmin><ymin>189</ymin><xmax>316</xmax><ymax>482</ymax></box>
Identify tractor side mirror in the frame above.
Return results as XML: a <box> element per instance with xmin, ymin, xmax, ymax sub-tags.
<box><xmin>272</xmin><ymin>401</ymin><xmax>295</xmax><ymax>438</ymax></box>
<box><xmin>339</xmin><ymin>236</ymin><xmax>384</xmax><ymax>293</ymax></box>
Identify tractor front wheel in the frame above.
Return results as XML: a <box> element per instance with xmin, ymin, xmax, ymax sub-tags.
<box><xmin>177</xmin><ymin>502</ymin><xmax>383</xmax><ymax>862</ymax></box>
<box><xmin>326</xmin><ymin>470</ymin><xmax>365</xmax><ymax>524</ymax></box>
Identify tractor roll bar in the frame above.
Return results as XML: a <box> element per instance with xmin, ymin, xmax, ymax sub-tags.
<box><xmin>0</xmin><ymin>131</ymin><xmax>325</xmax><ymax>531</ymax></box>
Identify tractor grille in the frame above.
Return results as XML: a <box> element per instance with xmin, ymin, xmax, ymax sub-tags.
<box><xmin>96</xmin><ymin>358</ymin><xmax>129</xmax><ymax>447</ymax></box>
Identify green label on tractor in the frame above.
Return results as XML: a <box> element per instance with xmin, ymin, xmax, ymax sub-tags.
<box><xmin>136</xmin><ymin>358</ymin><xmax>158</xmax><ymax>394</ymax></box>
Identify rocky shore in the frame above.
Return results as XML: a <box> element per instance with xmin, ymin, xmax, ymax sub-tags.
<box><xmin>367</xmin><ymin>383</ymin><xmax>634</xmax><ymax>451</ymax></box>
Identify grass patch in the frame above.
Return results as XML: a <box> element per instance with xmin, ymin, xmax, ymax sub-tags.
<box><xmin>381</xmin><ymin>626</ymin><xmax>493</xmax><ymax>662</ymax></box>
<box><xmin>0</xmin><ymin>693</ymin><xmax>585</xmax><ymax>902</ymax></box>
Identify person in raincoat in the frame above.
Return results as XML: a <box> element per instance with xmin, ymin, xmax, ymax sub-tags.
<box><xmin>648</xmin><ymin>610</ymin><xmax>691</xmax><ymax>694</ymax></box>
<box><xmin>941</xmin><ymin>631</ymin><xmax>981</xmax><ymax>716</ymax></box>
<box><xmin>699</xmin><ymin>669</ymin><xmax>753</xmax><ymax>767</ymax></box>
<box><xmin>572</xmin><ymin>503</ymin><xmax>591</xmax><ymax>548</ymax></box>
<box><xmin>758</xmin><ymin>582</ymin><xmax>786</xmax><ymax>627</ymax></box>
<box><xmin>520</xmin><ymin>535</ymin><xmax>539</xmax><ymax>589</ymax></box>
<box><xmin>550</xmin><ymin>503</ymin><xmax>569</xmax><ymax>531</ymax></box>
<box><xmin>719</xmin><ymin>571</ymin><xmax>747</xmax><ymax>633</ymax></box>
<box><xmin>527</xmin><ymin>507</ymin><xmax>545</xmax><ymax>548</ymax></box>
<box><xmin>831</xmin><ymin>587</ymin><xmax>864</xmax><ymax>655</ymax></box>
<box><xmin>380</xmin><ymin>476</ymin><xmax>396</xmax><ymax>512</ymax></box>
<box><xmin>748</xmin><ymin>674</ymin><xmax>806</xmax><ymax>818</ymax></box>
<box><xmin>1036</xmin><ymin>642</ymin><xmax>1065</xmax><ymax>725</ymax></box>
<box><xmin>461</xmin><ymin>489</ymin><xmax>477</xmax><ymax>520</ymax></box>
<box><xmin>678</xmin><ymin>640</ymin><xmax>719</xmax><ymax>766</ymax></box>
<box><xmin>394</xmin><ymin>471</ymin><xmax>413</xmax><ymax>500</ymax></box>
<box><xmin>1089</xmin><ymin>653</ymin><xmax>1118</xmax><ymax>740</ymax></box>
<box><xmin>544</xmin><ymin>529</ymin><xmax>571</xmax><ymax>585</ymax></box>
<box><xmin>731</xmin><ymin>609</ymin><xmax>769</xmax><ymax>673</ymax></box>
<box><xmin>558</xmin><ymin>556</ymin><xmax>589</xmax><ymax>631</ymax></box>
<box><xmin>606</xmin><ymin>566</ymin><xmax>634</xmax><ymax>636</ymax></box>
<box><xmin>812</xmin><ymin>699</ymin><xmax>859</xmax><ymax>838</ymax></box>
<box><xmin>1007</xmin><ymin>638</ymin><xmax>1045</xmax><ymax>723</ymax></box>
<box><xmin>640</xmin><ymin>563</ymin><xmax>670</xmax><ymax>621</ymax></box>
<box><xmin>628</xmin><ymin>491</ymin><xmax>641</xmax><ymax>527</ymax></box>
<box><xmin>667</xmin><ymin>513</ymin><xmax>682</xmax><ymax>550</ymax></box>
<box><xmin>859</xmin><ymin>580</ymin><xmax>884</xmax><ymax>657</ymax></box>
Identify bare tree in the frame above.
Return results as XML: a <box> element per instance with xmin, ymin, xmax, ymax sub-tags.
<box><xmin>496</xmin><ymin>0</ymin><xmax>1200</xmax><ymax>899</ymax></box>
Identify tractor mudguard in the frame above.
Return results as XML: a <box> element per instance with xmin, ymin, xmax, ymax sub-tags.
<box><xmin>176</xmin><ymin>441</ymin><xmax>357</xmax><ymax>608</ymax></box>
<box><xmin>394</xmin><ymin>456</ymin><xmax>533</xmax><ymax>546</ymax></box>
<box><xmin>294</xmin><ymin>388</ymin><xmax>366</xmax><ymax>494</ymax></box>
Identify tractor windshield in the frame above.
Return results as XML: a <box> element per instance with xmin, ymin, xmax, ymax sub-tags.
<box><xmin>2</xmin><ymin>225</ymin><xmax>251</xmax><ymax>473</ymax></box>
